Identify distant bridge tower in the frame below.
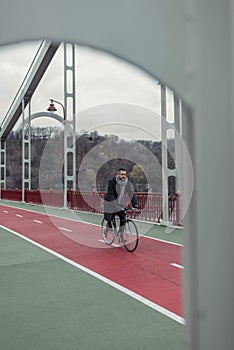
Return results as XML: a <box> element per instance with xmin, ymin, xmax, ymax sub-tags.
<box><xmin>48</xmin><ymin>43</ymin><xmax>77</xmax><ymax>208</ymax></box>
<box><xmin>161</xmin><ymin>84</ymin><xmax>182</xmax><ymax>225</ymax></box>
<box><xmin>22</xmin><ymin>42</ymin><xmax>77</xmax><ymax>208</ymax></box>
<box><xmin>0</xmin><ymin>139</ymin><xmax>6</xmax><ymax>192</ymax></box>
<box><xmin>63</xmin><ymin>42</ymin><xmax>77</xmax><ymax>200</ymax></box>
<box><xmin>22</xmin><ymin>96</ymin><xmax>32</xmax><ymax>201</ymax></box>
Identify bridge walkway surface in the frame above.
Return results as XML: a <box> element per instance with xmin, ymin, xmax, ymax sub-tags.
<box><xmin>0</xmin><ymin>200</ymin><xmax>184</xmax><ymax>350</ymax></box>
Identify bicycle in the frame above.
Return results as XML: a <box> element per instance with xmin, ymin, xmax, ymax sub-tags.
<box><xmin>101</xmin><ymin>208</ymin><xmax>140</xmax><ymax>252</ymax></box>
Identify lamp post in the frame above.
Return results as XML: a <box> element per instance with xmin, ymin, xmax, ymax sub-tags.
<box><xmin>47</xmin><ymin>99</ymin><xmax>68</xmax><ymax>209</ymax></box>
<box><xmin>47</xmin><ymin>99</ymin><xmax>66</xmax><ymax>124</ymax></box>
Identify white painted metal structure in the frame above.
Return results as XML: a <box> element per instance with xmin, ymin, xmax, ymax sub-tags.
<box><xmin>0</xmin><ymin>41</ymin><xmax>60</xmax><ymax>140</ymax></box>
<box><xmin>0</xmin><ymin>41</ymin><xmax>59</xmax><ymax>195</ymax></box>
<box><xmin>0</xmin><ymin>139</ymin><xmax>6</xmax><ymax>191</ymax></box>
<box><xmin>0</xmin><ymin>41</ymin><xmax>76</xmax><ymax>209</ymax></box>
<box><xmin>0</xmin><ymin>1</ymin><xmax>233</xmax><ymax>350</ymax></box>
<box><xmin>63</xmin><ymin>42</ymin><xmax>76</xmax><ymax>202</ymax></box>
<box><xmin>22</xmin><ymin>99</ymin><xmax>31</xmax><ymax>200</ymax></box>
<box><xmin>161</xmin><ymin>85</ymin><xmax>183</xmax><ymax>225</ymax></box>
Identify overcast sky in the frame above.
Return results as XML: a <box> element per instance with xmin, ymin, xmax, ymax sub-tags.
<box><xmin>0</xmin><ymin>41</ymin><xmax>175</xmax><ymax>140</ymax></box>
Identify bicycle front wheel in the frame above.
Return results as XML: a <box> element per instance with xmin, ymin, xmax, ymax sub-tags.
<box><xmin>101</xmin><ymin>218</ymin><xmax>115</xmax><ymax>245</ymax></box>
<box><xmin>122</xmin><ymin>220</ymin><xmax>139</xmax><ymax>252</ymax></box>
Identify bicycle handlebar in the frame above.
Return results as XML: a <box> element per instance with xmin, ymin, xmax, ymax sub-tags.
<box><xmin>123</xmin><ymin>207</ymin><xmax>141</xmax><ymax>212</ymax></box>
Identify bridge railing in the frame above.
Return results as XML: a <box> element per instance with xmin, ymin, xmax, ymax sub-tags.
<box><xmin>0</xmin><ymin>189</ymin><xmax>181</xmax><ymax>226</ymax></box>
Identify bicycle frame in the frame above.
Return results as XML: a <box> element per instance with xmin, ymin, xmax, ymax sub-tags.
<box><xmin>101</xmin><ymin>208</ymin><xmax>139</xmax><ymax>252</ymax></box>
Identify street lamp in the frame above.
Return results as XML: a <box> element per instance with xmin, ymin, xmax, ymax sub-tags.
<box><xmin>47</xmin><ymin>99</ymin><xmax>66</xmax><ymax>124</ymax></box>
<box><xmin>47</xmin><ymin>98</ymin><xmax>68</xmax><ymax>209</ymax></box>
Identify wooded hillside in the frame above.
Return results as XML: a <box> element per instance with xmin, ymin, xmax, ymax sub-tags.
<box><xmin>5</xmin><ymin>127</ymin><xmax>175</xmax><ymax>193</ymax></box>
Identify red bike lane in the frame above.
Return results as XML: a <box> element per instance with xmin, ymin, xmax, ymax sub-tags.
<box><xmin>0</xmin><ymin>204</ymin><xmax>183</xmax><ymax>321</ymax></box>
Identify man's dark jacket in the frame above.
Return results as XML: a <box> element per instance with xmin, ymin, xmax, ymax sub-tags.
<box><xmin>104</xmin><ymin>177</ymin><xmax>138</xmax><ymax>213</ymax></box>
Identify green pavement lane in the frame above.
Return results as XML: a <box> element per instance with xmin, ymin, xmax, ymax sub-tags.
<box><xmin>0</xmin><ymin>225</ymin><xmax>183</xmax><ymax>350</ymax></box>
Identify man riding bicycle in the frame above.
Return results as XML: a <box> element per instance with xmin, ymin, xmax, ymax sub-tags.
<box><xmin>103</xmin><ymin>168</ymin><xmax>139</xmax><ymax>233</ymax></box>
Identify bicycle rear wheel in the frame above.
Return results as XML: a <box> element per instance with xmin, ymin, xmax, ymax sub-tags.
<box><xmin>101</xmin><ymin>218</ymin><xmax>115</xmax><ymax>245</ymax></box>
<box><xmin>121</xmin><ymin>219</ymin><xmax>139</xmax><ymax>252</ymax></box>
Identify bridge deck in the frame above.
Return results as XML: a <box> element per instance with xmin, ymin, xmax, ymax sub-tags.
<box><xmin>0</xmin><ymin>201</ymin><xmax>184</xmax><ymax>350</ymax></box>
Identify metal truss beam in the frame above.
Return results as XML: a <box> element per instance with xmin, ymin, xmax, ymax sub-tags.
<box><xmin>0</xmin><ymin>40</ymin><xmax>60</xmax><ymax>140</ymax></box>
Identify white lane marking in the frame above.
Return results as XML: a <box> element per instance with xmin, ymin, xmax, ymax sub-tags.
<box><xmin>3</xmin><ymin>210</ymin><xmax>8</xmax><ymax>213</ymax></box>
<box><xmin>170</xmin><ymin>263</ymin><xmax>184</xmax><ymax>269</ymax></box>
<box><xmin>142</xmin><ymin>235</ymin><xmax>183</xmax><ymax>247</ymax></box>
<box><xmin>16</xmin><ymin>214</ymin><xmax>23</xmax><ymax>218</ymax></box>
<box><xmin>33</xmin><ymin>220</ymin><xmax>43</xmax><ymax>224</ymax></box>
<box><xmin>59</xmin><ymin>227</ymin><xmax>72</xmax><ymax>232</ymax></box>
<box><xmin>0</xmin><ymin>224</ymin><xmax>185</xmax><ymax>325</ymax></box>
<box><xmin>98</xmin><ymin>239</ymin><xmax>121</xmax><ymax>248</ymax></box>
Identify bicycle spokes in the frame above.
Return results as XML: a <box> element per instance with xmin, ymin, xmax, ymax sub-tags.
<box><xmin>122</xmin><ymin>220</ymin><xmax>139</xmax><ymax>252</ymax></box>
<box><xmin>101</xmin><ymin>217</ymin><xmax>139</xmax><ymax>252</ymax></box>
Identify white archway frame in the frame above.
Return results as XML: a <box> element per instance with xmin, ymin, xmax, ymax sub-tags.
<box><xmin>0</xmin><ymin>2</ymin><xmax>234</xmax><ymax>350</ymax></box>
